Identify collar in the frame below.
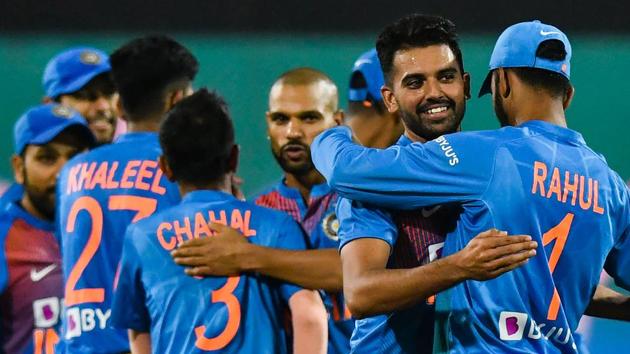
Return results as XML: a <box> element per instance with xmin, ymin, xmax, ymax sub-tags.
<box><xmin>519</xmin><ymin>120</ymin><xmax>585</xmax><ymax>146</ymax></box>
<box><xmin>181</xmin><ymin>189</ymin><xmax>236</xmax><ymax>204</ymax></box>
<box><xmin>114</xmin><ymin>131</ymin><xmax>159</xmax><ymax>144</ymax></box>
<box><xmin>277</xmin><ymin>178</ymin><xmax>332</xmax><ymax>200</ymax></box>
<box><xmin>5</xmin><ymin>201</ymin><xmax>54</xmax><ymax>232</ymax></box>
<box><xmin>396</xmin><ymin>135</ymin><xmax>413</xmax><ymax>146</ymax></box>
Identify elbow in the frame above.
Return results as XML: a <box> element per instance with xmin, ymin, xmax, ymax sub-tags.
<box><xmin>344</xmin><ymin>283</ymin><xmax>376</xmax><ymax>319</ymax></box>
<box><xmin>291</xmin><ymin>292</ymin><xmax>328</xmax><ymax>333</ymax></box>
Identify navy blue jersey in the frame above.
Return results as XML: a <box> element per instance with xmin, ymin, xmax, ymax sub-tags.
<box><xmin>255</xmin><ymin>181</ymin><xmax>353</xmax><ymax>354</ymax></box>
<box><xmin>312</xmin><ymin>123</ymin><xmax>630</xmax><ymax>353</ymax></box>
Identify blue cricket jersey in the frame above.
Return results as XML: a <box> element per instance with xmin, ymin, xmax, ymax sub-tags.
<box><xmin>110</xmin><ymin>190</ymin><xmax>310</xmax><ymax>353</ymax></box>
<box><xmin>56</xmin><ymin>132</ymin><xmax>180</xmax><ymax>353</ymax></box>
<box><xmin>336</xmin><ymin>135</ymin><xmax>459</xmax><ymax>354</ymax></box>
<box><xmin>312</xmin><ymin>123</ymin><xmax>630</xmax><ymax>353</ymax></box>
<box><xmin>255</xmin><ymin>181</ymin><xmax>353</xmax><ymax>354</ymax></box>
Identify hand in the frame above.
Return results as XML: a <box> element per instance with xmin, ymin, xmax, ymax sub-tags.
<box><xmin>171</xmin><ymin>223</ymin><xmax>250</xmax><ymax>277</ymax></box>
<box><xmin>450</xmin><ymin>229</ymin><xmax>537</xmax><ymax>281</ymax></box>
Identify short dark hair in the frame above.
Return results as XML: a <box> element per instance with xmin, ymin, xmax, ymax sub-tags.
<box><xmin>159</xmin><ymin>89</ymin><xmax>235</xmax><ymax>185</ymax></box>
<box><xmin>510</xmin><ymin>40</ymin><xmax>571</xmax><ymax>98</ymax></box>
<box><xmin>376</xmin><ymin>14</ymin><xmax>464</xmax><ymax>84</ymax></box>
<box><xmin>110</xmin><ymin>35</ymin><xmax>199</xmax><ymax>121</ymax></box>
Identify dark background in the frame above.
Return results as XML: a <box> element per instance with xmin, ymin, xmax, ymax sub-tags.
<box><xmin>2</xmin><ymin>0</ymin><xmax>628</xmax><ymax>33</ymax></box>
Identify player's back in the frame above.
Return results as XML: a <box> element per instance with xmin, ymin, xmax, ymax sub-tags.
<box><xmin>437</xmin><ymin>121</ymin><xmax>630</xmax><ymax>353</ymax></box>
<box><xmin>111</xmin><ymin>190</ymin><xmax>308</xmax><ymax>353</ymax></box>
<box><xmin>57</xmin><ymin>132</ymin><xmax>180</xmax><ymax>353</ymax></box>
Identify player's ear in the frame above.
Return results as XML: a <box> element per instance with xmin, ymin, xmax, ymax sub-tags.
<box><xmin>42</xmin><ymin>96</ymin><xmax>53</xmax><ymax>104</ymax></box>
<box><xmin>11</xmin><ymin>154</ymin><xmax>25</xmax><ymax>185</ymax></box>
<box><xmin>563</xmin><ymin>85</ymin><xmax>575</xmax><ymax>110</ymax></box>
<box><xmin>116</xmin><ymin>97</ymin><xmax>128</xmax><ymax>122</ymax></box>
<box><xmin>158</xmin><ymin>155</ymin><xmax>176</xmax><ymax>182</ymax></box>
<box><xmin>381</xmin><ymin>85</ymin><xmax>398</xmax><ymax>114</ymax></box>
<box><xmin>333</xmin><ymin>110</ymin><xmax>344</xmax><ymax>126</ymax></box>
<box><xmin>496</xmin><ymin>68</ymin><xmax>511</xmax><ymax>99</ymax></box>
<box><xmin>462</xmin><ymin>72</ymin><xmax>471</xmax><ymax>100</ymax></box>
<box><xmin>227</xmin><ymin>145</ymin><xmax>239</xmax><ymax>173</ymax></box>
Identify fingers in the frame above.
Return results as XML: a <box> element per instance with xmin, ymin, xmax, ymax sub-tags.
<box><xmin>171</xmin><ymin>243</ymin><xmax>206</xmax><ymax>257</ymax></box>
<box><xmin>208</xmin><ymin>222</ymin><xmax>228</xmax><ymax>233</ymax></box>
<box><xmin>485</xmin><ymin>240</ymin><xmax>538</xmax><ymax>259</ymax></box>
<box><xmin>489</xmin><ymin>258</ymin><xmax>531</xmax><ymax>278</ymax></box>
<box><xmin>475</xmin><ymin>228</ymin><xmax>507</xmax><ymax>238</ymax></box>
<box><xmin>486</xmin><ymin>249</ymin><xmax>537</xmax><ymax>272</ymax></box>
<box><xmin>479</xmin><ymin>235</ymin><xmax>533</xmax><ymax>248</ymax></box>
<box><xmin>184</xmin><ymin>266</ymin><xmax>214</xmax><ymax>277</ymax></box>
<box><xmin>173</xmin><ymin>256</ymin><xmax>208</xmax><ymax>267</ymax></box>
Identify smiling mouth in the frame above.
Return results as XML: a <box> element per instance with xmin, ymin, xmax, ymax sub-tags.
<box><xmin>419</xmin><ymin>104</ymin><xmax>451</xmax><ymax>120</ymax></box>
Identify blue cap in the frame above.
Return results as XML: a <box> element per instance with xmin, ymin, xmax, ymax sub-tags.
<box><xmin>43</xmin><ymin>47</ymin><xmax>111</xmax><ymax>99</ymax></box>
<box><xmin>14</xmin><ymin>104</ymin><xmax>96</xmax><ymax>154</ymax></box>
<box><xmin>349</xmin><ymin>48</ymin><xmax>385</xmax><ymax>103</ymax></box>
<box><xmin>479</xmin><ymin>20</ymin><xmax>572</xmax><ymax>97</ymax></box>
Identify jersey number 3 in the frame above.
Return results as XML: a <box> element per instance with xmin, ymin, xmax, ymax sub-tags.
<box><xmin>65</xmin><ymin>195</ymin><xmax>157</xmax><ymax>306</ymax></box>
<box><xmin>542</xmin><ymin>212</ymin><xmax>574</xmax><ymax>321</ymax></box>
<box><xmin>195</xmin><ymin>276</ymin><xmax>242</xmax><ymax>350</ymax></box>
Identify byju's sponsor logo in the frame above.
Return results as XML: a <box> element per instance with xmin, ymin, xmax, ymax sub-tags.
<box><xmin>498</xmin><ymin>311</ymin><xmax>577</xmax><ymax>351</ymax></box>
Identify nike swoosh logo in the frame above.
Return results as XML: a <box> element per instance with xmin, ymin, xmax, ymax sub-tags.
<box><xmin>540</xmin><ymin>30</ymin><xmax>561</xmax><ymax>36</ymax></box>
<box><xmin>30</xmin><ymin>264</ymin><xmax>57</xmax><ymax>282</ymax></box>
<box><xmin>421</xmin><ymin>205</ymin><xmax>441</xmax><ymax>218</ymax></box>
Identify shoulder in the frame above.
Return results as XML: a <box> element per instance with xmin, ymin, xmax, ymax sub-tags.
<box><xmin>250</xmin><ymin>182</ymin><xmax>282</xmax><ymax>206</ymax></box>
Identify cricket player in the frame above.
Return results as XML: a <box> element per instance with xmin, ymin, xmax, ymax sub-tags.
<box><xmin>111</xmin><ymin>89</ymin><xmax>328</xmax><ymax>354</ymax></box>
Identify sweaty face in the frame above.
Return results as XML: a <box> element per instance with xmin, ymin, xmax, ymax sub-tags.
<box><xmin>267</xmin><ymin>83</ymin><xmax>339</xmax><ymax>176</ymax></box>
<box><xmin>386</xmin><ymin>45</ymin><xmax>469</xmax><ymax>141</ymax></box>
<box><xmin>15</xmin><ymin>130</ymin><xmax>89</xmax><ymax>220</ymax></box>
<box><xmin>59</xmin><ymin>74</ymin><xmax>118</xmax><ymax>145</ymax></box>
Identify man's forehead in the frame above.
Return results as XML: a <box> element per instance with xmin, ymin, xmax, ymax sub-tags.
<box><xmin>392</xmin><ymin>44</ymin><xmax>458</xmax><ymax>76</ymax></box>
<box><xmin>268</xmin><ymin>83</ymin><xmax>334</xmax><ymax>113</ymax></box>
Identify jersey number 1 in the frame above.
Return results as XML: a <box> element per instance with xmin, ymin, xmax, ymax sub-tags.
<box><xmin>542</xmin><ymin>212</ymin><xmax>574</xmax><ymax>321</ymax></box>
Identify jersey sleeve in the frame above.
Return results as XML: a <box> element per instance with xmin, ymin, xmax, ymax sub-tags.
<box><xmin>604</xmin><ymin>185</ymin><xmax>630</xmax><ymax>290</ymax></box>
<box><xmin>0</xmin><ymin>215</ymin><xmax>12</xmax><ymax>294</ymax></box>
<box><xmin>110</xmin><ymin>225</ymin><xmax>151</xmax><ymax>331</ymax></box>
<box><xmin>336</xmin><ymin>197</ymin><xmax>398</xmax><ymax>252</ymax></box>
<box><xmin>311</xmin><ymin>126</ymin><xmax>494</xmax><ymax>209</ymax></box>
<box><xmin>273</xmin><ymin>216</ymin><xmax>310</xmax><ymax>302</ymax></box>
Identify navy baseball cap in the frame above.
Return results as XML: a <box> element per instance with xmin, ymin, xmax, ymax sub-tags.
<box><xmin>349</xmin><ymin>48</ymin><xmax>385</xmax><ymax>104</ymax></box>
<box><xmin>479</xmin><ymin>20</ymin><xmax>572</xmax><ymax>97</ymax></box>
<box><xmin>14</xmin><ymin>104</ymin><xmax>95</xmax><ymax>154</ymax></box>
<box><xmin>43</xmin><ymin>47</ymin><xmax>111</xmax><ymax>99</ymax></box>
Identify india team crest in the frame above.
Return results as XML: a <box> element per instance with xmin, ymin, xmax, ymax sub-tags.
<box><xmin>80</xmin><ymin>50</ymin><xmax>101</xmax><ymax>65</ymax></box>
<box><xmin>322</xmin><ymin>212</ymin><xmax>339</xmax><ymax>241</ymax></box>
<box><xmin>52</xmin><ymin>105</ymin><xmax>73</xmax><ymax>118</ymax></box>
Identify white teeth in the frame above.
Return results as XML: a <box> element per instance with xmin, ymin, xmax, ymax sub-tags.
<box><xmin>427</xmin><ymin>106</ymin><xmax>448</xmax><ymax>114</ymax></box>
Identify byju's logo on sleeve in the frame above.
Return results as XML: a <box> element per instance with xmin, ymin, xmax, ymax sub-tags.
<box><xmin>499</xmin><ymin>311</ymin><xmax>527</xmax><ymax>340</ymax></box>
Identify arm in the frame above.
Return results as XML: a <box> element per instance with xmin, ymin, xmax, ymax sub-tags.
<box><xmin>342</xmin><ymin>230</ymin><xmax>536</xmax><ymax>318</ymax></box>
<box><xmin>288</xmin><ymin>290</ymin><xmax>328</xmax><ymax>354</ymax></box>
<box><xmin>128</xmin><ymin>330</ymin><xmax>151</xmax><ymax>354</ymax></box>
<box><xmin>172</xmin><ymin>223</ymin><xmax>342</xmax><ymax>292</ymax></box>
<box><xmin>311</xmin><ymin>126</ymin><xmax>490</xmax><ymax>209</ymax></box>
<box><xmin>585</xmin><ymin>284</ymin><xmax>630</xmax><ymax>321</ymax></box>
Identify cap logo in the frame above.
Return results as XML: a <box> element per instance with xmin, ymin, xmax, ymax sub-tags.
<box><xmin>52</xmin><ymin>105</ymin><xmax>73</xmax><ymax>118</ymax></box>
<box><xmin>80</xmin><ymin>51</ymin><xmax>101</xmax><ymax>65</ymax></box>
<box><xmin>540</xmin><ymin>30</ymin><xmax>561</xmax><ymax>36</ymax></box>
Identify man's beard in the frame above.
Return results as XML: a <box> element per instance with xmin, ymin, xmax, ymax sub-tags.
<box><xmin>399</xmin><ymin>97</ymin><xmax>464</xmax><ymax>141</ymax></box>
<box><xmin>22</xmin><ymin>171</ymin><xmax>55</xmax><ymax>220</ymax></box>
<box><xmin>271</xmin><ymin>141</ymin><xmax>314</xmax><ymax>176</ymax></box>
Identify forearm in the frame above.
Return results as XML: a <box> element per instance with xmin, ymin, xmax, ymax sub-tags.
<box><xmin>290</xmin><ymin>290</ymin><xmax>328</xmax><ymax>354</ymax></box>
<box><xmin>585</xmin><ymin>284</ymin><xmax>630</xmax><ymax>321</ymax></box>
<box><xmin>346</xmin><ymin>254</ymin><xmax>466</xmax><ymax>318</ymax></box>
<box><xmin>128</xmin><ymin>330</ymin><xmax>151</xmax><ymax>354</ymax></box>
<box><xmin>243</xmin><ymin>246</ymin><xmax>342</xmax><ymax>292</ymax></box>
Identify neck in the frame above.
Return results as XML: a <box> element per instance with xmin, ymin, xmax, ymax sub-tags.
<box><xmin>404</xmin><ymin>128</ymin><xmax>429</xmax><ymax>143</ymax></box>
<box><xmin>125</xmin><ymin>118</ymin><xmax>162</xmax><ymax>133</ymax></box>
<box><xmin>284</xmin><ymin>170</ymin><xmax>325</xmax><ymax>202</ymax></box>
<box><xmin>20</xmin><ymin>195</ymin><xmax>51</xmax><ymax>221</ymax></box>
<box><xmin>177</xmin><ymin>175</ymin><xmax>232</xmax><ymax>198</ymax></box>
<box><xmin>510</xmin><ymin>89</ymin><xmax>568</xmax><ymax>128</ymax></box>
